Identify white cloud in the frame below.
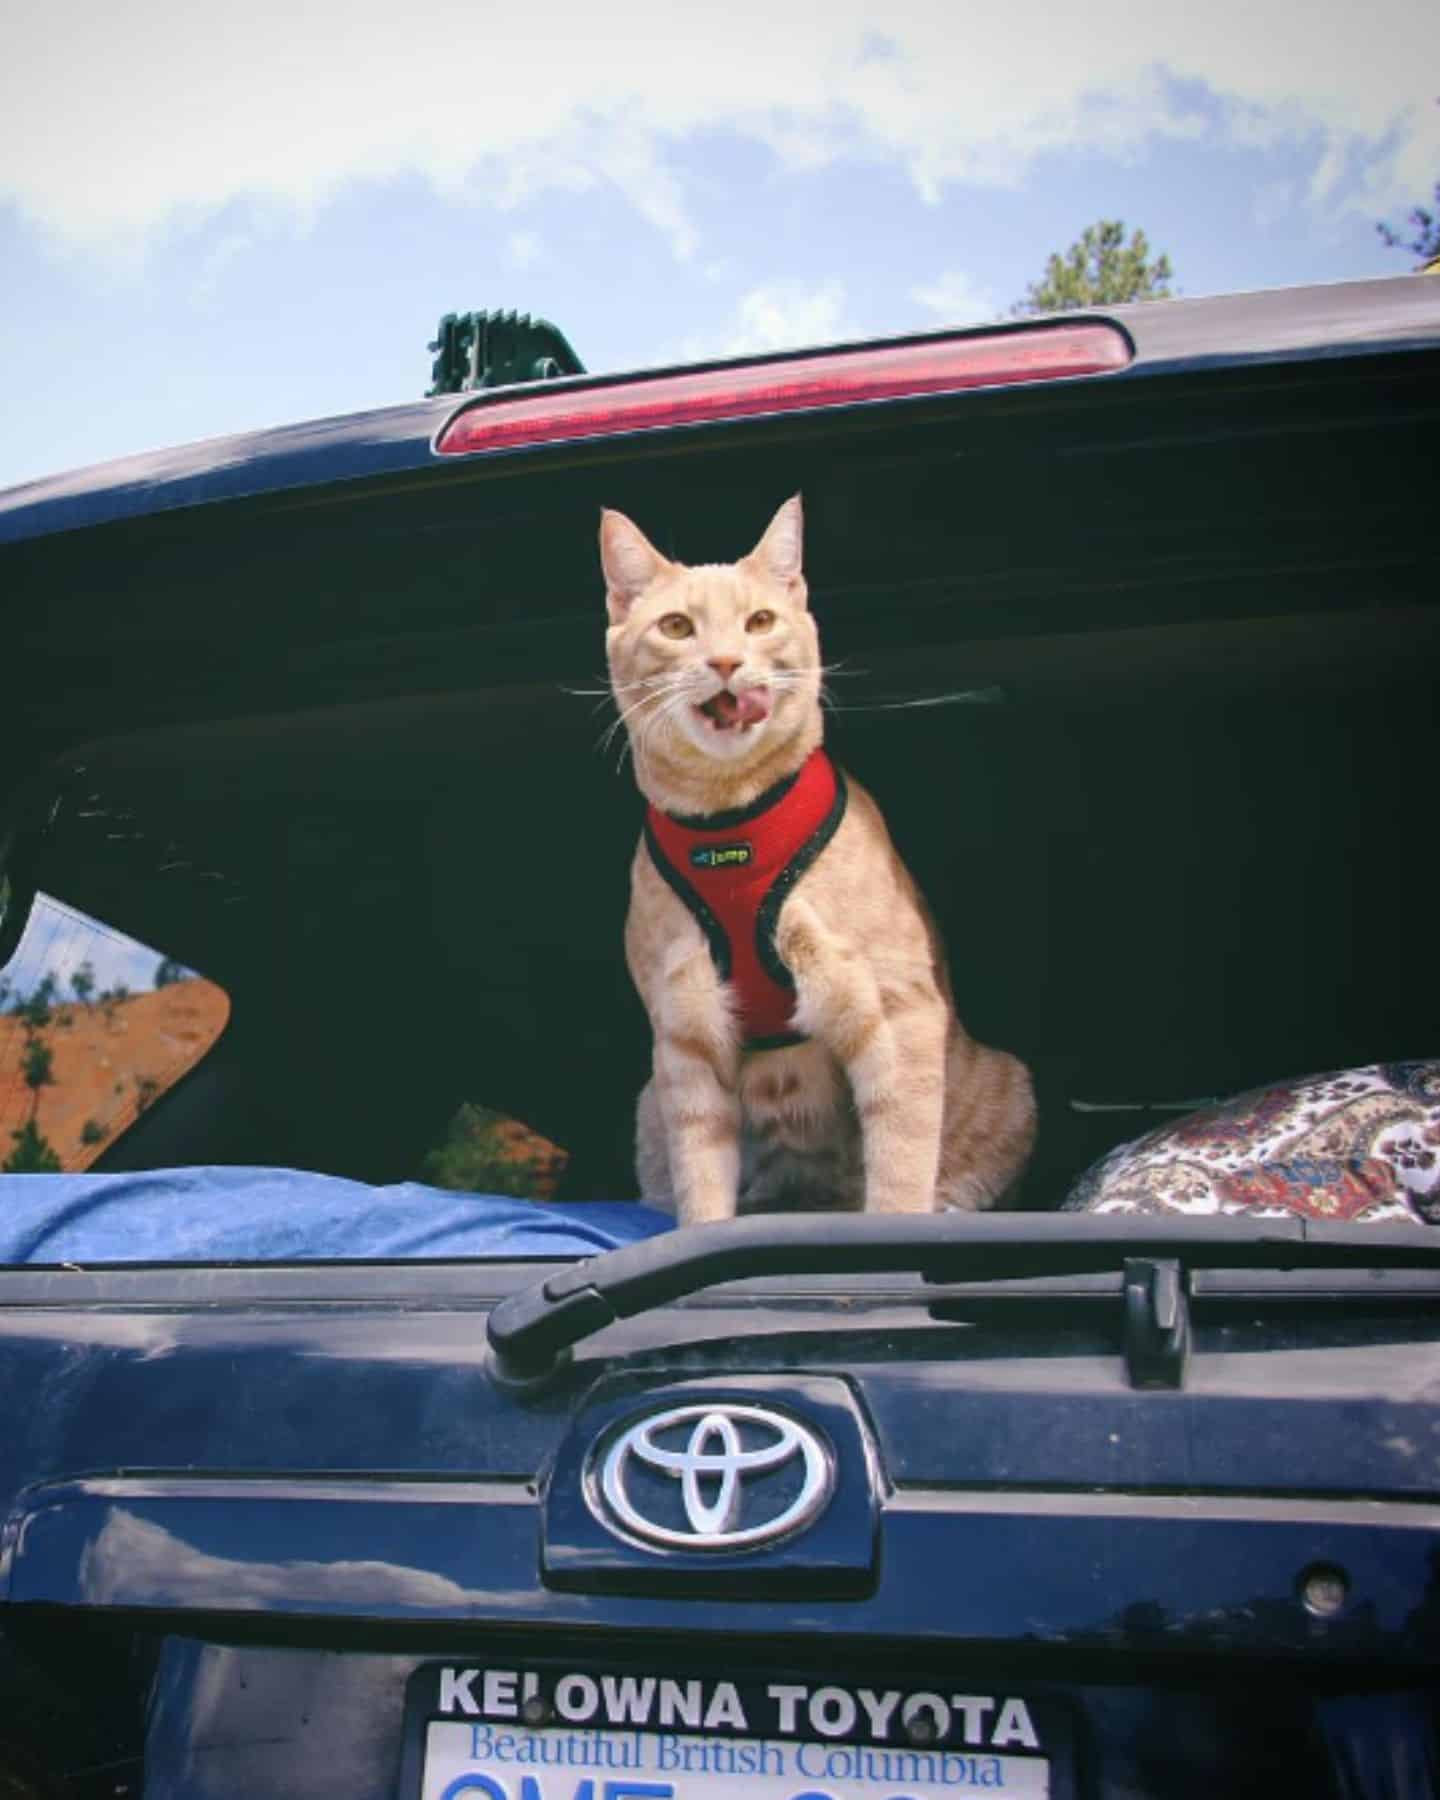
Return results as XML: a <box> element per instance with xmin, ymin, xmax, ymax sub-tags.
<box><xmin>910</xmin><ymin>270</ymin><xmax>999</xmax><ymax>326</ymax></box>
<box><xmin>1</xmin><ymin>1</ymin><xmax>1436</xmax><ymax>257</ymax></box>
<box><xmin>678</xmin><ymin>281</ymin><xmax>858</xmax><ymax>360</ymax></box>
<box><xmin>1251</xmin><ymin>178</ymin><xmax>1296</xmax><ymax>231</ymax></box>
<box><xmin>190</xmin><ymin>228</ymin><xmax>256</xmax><ymax>304</ymax></box>
<box><xmin>505</xmin><ymin>229</ymin><xmax>544</xmax><ymax>271</ymax></box>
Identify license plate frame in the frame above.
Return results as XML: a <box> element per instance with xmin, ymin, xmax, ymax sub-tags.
<box><xmin>399</xmin><ymin>1658</ymin><xmax>1073</xmax><ymax>1800</ymax></box>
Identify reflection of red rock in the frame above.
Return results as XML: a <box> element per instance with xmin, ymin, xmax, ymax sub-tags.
<box><xmin>488</xmin><ymin>1114</ymin><xmax>568</xmax><ymax>1199</ymax></box>
<box><xmin>0</xmin><ymin>980</ymin><xmax>230</xmax><ymax>1172</ymax></box>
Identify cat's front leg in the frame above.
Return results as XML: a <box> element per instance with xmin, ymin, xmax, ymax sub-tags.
<box><xmin>650</xmin><ymin>940</ymin><xmax>743</xmax><ymax>1226</ymax></box>
<box><xmin>779</xmin><ymin>897</ymin><xmax>947</xmax><ymax>1213</ymax></box>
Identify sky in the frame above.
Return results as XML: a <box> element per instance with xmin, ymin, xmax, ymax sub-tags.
<box><xmin>2</xmin><ymin>0</ymin><xmax>1437</xmax><ymax>494</ymax></box>
<box><xmin>0</xmin><ymin>895</ymin><xmax>186</xmax><ymax>1010</ymax></box>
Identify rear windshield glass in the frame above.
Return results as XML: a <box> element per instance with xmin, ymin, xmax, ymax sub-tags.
<box><xmin>1</xmin><ymin>363</ymin><xmax>1433</xmax><ymax>1263</ymax></box>
<box><xmin>0</xmin><ymin>712</ymin><xmax>647</xmax><ymax>1265</ymax></box>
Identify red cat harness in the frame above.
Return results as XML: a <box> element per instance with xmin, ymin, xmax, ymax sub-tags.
<box><xmin>643</xmin><ymin>749</ymin><xmax>848</xmax><ymax>1050</ymax></box>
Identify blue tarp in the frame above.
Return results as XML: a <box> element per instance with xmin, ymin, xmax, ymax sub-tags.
<box><xmin>0</xmin><ymin>1167</ymin><xmax>674</xmax><ymax>1265</ymax></box>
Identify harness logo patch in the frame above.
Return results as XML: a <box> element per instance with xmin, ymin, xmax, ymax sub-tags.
<box><xmin>690</xmin><ymin>841</ymin><xmax>752</xmax><ymax>870</ymax></box>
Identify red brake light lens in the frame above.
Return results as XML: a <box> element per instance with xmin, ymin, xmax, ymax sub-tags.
<box><xmin>433</xmin><ymin>323</ymin><xmax>1131</xmax><ymax>458</ymax></box>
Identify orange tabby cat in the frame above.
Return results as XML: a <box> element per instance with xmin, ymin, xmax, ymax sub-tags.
<box><xmin>602</xmin><ymin>495</ymin><xmax>1035</xmax><ymax>1225</ymax></box>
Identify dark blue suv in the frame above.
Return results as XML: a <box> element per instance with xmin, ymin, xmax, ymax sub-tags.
<box><xmin>0</xmin><ymin>277</ymin><xmax>1438</xmax><ymax>1798</ymax></box>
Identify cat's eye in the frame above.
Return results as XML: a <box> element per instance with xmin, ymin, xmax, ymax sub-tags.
<box><xmin>746</xmin><ymin>609</ymin><xmax>777</xmax><ymax>633</ymax></box>
<box><xmin>658</xmin><ymin>613</ymin><xmax>695</xmax><ymax>639</ymax></box>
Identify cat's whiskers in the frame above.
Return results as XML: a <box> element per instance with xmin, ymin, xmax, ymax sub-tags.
<box><xmin>568</xmin><ymin>671</ymin><xmax>685</xmax><ymax>696</ymax></box>
<box><xmin>597</xmin><ymin>688</ymin><xmax>668</xmax><ymax>758</ymax></box>
<box><xmin>565</xmin><ymin>676</ymin><xmax>631</xmax><ymax>715</ymax></box>
<box><xmin>566</xmin><ymin>673</ymin><xmax>696</xmax><ymax>728</ymax></box>
<box><xmin>636</xmin><ymin>686</ymin><xmax>699</xmax><ymax>766</ymax></box>
<box><xmin>763</xmin><ymin>667</ymin><xmax>824</xmax><ymax>713</ymax></box>
<box><xmin>599</xmin><ymin>699</ymin><xmax>660</xmax><ymax>760</ymax></box>
<box><xmin>819</xmin><ymin>685</ymin><xmax>1004</xmax><ymax>715</ymax></box>
<box><xmin>613</xmin><ymin>674</ymin><xmax>688</xmax><ymax>695</ymax></box>
<box><xmin>597</xmin><ymin>674</ymin><xmax>701</xmax><ymax>767</ymax></box>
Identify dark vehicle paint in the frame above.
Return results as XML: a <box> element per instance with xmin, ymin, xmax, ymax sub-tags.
<box><xmin>0</xmin><ymin>1278</ymin><xmax>1437</xmax><ymax>1792</ymax></box>
<box><xmin>1</xmin><ymin>1279</ymin><xmax>1439</xmax><ymax>1633</ymax></box>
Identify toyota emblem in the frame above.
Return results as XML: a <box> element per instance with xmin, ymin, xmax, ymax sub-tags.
<box><xmin>587</xmin><ymin>1402</ymin><xmax>835</xmax><ymax>1552</ymax></box>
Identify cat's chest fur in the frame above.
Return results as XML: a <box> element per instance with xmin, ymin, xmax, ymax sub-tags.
<box><xmin>735</xmin><ymin>1036</ymin><xmax>866</xmax><ymax>1212</ymax></box>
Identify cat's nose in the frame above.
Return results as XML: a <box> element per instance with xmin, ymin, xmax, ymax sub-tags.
<box><xmin>707</xmin><ymin>658</ymin><xmax>742</xmax><ymax>683</ymax></box>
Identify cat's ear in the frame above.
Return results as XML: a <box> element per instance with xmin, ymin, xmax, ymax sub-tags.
<box><xmin>600</xmin><ymin>508</ymin><xmax>671</xmax><ymax>624</ymax></box>
<box><xmin>746</xmin><ymin>494</ymin><xmax>805</xmax><ymax>594</ymax></box>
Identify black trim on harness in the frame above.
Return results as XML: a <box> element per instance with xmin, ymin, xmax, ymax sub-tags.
<box><xmin>642</xmin><ymin>816</ymin><xmax>732</xmax><ymax>981</ymax></box>
<box><xmin>755</xmin><ymin>765</ymin><xmax>849</xmax><ymax>989</ymax></box>
<box><xmin>668</xmin><ymin>764</ymin><xmax>803</xmax><ymax>832</ymax></box>
<box><xmin>748</xmin><ymin>1029</ymin><xmax>809</xmax><ymax>1052</ymax></box>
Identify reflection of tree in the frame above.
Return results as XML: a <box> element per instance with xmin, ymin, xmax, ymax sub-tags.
<box><xmin>17</xmin><ymin>974</ymin><xmax>55</xmax><ymax>1030</ymax></box>
<box><xmin>99</xmin><ymin>984</ymin><xmax>130</xmax><ymax>1029</ymax></box>
<box><xmin>419</xmin><ymin>1102</ymin><xmax>569</xmax><ymax>1199</ymax></box>
<box><xmin>70</xmin><ymin>961</ymin><xmax>95</xmax><ymax>1007</ymax></box>
<box><xmin>2</xmin><ymin>981</ymin><xmax>62</xmax><ymax>1173</ymax></box>
<box><xmin>21</xmin><ymin>1036</ymin><xmax>54</xmax><ymax>1098</ymax></box>
<box><xmin>3</xmin><ymin>1118</ymin><xmax>61</xmax><ymax>1173</ymax></box>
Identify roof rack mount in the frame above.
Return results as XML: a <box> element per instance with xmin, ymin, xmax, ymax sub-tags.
<box><xmin>426</xmin><ymin>310</ymin><xmax>585</xmax><ymax>396</ymax></box>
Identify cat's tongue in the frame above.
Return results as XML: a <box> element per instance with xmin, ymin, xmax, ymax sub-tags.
<box><xmin>700</xmin><ymin>688</ymin><xmax>770</xmax><ymax>731</ymax></box>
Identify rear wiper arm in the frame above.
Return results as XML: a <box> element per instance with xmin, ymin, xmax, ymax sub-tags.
<box><xmin>486</xmin><ymin>1212</ymin><xmax>1440</xmax><ymax>1388</ymax></box>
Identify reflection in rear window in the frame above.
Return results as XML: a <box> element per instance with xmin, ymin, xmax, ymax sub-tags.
<box><xmin>0</xmin><ymin>894</ymin><xmax>229</xmax><ymax>1173</ymax></box>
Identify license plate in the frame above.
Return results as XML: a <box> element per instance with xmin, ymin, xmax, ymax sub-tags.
<box><xmin>404</xmin><ymin>1664</ymin><xmax>1062</xmax><ymax>1800</ymax></box>
<box><xmin>419</xmin><ymin>1719</ymin><xmax>1049</xmax><ymax>1798</ymax></box>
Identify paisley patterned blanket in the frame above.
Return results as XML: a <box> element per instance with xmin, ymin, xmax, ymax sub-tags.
<box><xmin>1064</xmin><ymin>1062</ymin><xmax>1440</xmax><ymax>1225</ymax></box>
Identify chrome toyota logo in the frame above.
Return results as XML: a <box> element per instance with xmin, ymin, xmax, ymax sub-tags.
<box><xmin>588</xmin><ymin>1403</ymin><xmax>834</xmax><ymax>1551</ymax></box>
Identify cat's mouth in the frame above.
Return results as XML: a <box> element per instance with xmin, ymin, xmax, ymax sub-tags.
<box><xmin>696</xmin><ymin>687</ymin><xmax>771</xmax><ymax>732</ymax></box>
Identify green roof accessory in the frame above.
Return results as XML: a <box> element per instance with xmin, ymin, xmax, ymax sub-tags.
<box><xmin>427</xmin><ymin>310</ymin><xmax>585</xmax><ymax>396</ymax></box>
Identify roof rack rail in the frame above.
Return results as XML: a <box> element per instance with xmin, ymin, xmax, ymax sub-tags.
<box><xmin>426</xmin><ymin>310</ymin><xmax>585</xmax><ymax>396</ymax></box>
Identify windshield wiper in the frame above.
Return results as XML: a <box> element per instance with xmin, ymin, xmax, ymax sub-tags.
<box><xmin>486</xmin><ymin>1212</ymin><xmax>1440</xmax><ymax>1388</ymax></box>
